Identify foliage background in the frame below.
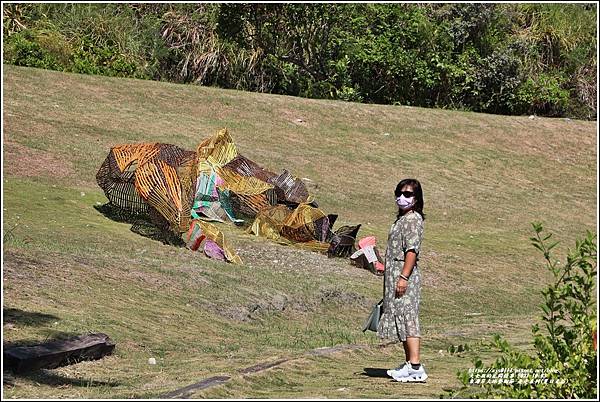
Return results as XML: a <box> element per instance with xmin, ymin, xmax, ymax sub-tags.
<box><xmin>3</xmin><ymin>3</ymin><xmax>597</xmax><ymax>119</ymax></box>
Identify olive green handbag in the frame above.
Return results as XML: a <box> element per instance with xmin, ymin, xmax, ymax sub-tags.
<box><xmin>362</xmin><ymin>298</ymin><xmax>384</xmax><ymax>332</ymax></box>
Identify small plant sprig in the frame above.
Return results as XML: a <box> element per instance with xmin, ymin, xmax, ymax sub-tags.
<box><xmin>3</xmin><ymin>222</ymin><xmax>19</xmax><ymax>244</ymax></box>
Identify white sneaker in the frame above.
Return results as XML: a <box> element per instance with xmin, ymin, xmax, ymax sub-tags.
<box><xmin>386</xmin><ymin>361</ymin><xmax>410</xmax><ymax>378</ymax></box>
<box><xmin>392</xmin><ymin>363</ymin><xmax>428</xmax><ymax>382</ymax></box>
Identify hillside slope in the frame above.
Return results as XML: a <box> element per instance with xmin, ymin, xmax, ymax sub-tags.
<box><xmin>2</xmin><ymin>65</ymin><xmax>596</xmax><ymax>398</ymax></box>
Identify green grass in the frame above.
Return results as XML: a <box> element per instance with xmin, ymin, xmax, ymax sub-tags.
<box><xmin>2</xmin><ymin>65</ymin><xmax>597</xmax><ymax>398</ymax></box>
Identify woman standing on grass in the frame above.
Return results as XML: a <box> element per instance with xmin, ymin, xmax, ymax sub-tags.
<box><xmin>378</xmin><ymin>178</ymin><xmax>427</xmax><ymax>382</ymax></box>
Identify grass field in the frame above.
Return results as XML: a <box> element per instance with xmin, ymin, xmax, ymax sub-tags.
<box><xmin>2</xmin><ymin>64</ymin><xmax>597</xmax><ymax>398</ymax></box>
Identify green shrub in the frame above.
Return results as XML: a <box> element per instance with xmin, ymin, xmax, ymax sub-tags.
<box><xmin>446</xmin><ymin>223</ymin><xmax>597</xmax><ymax>398</ymax></box>
<box><xmin>470</xmin><ymin>47</ymin><xmax>522</xmax><ymax>114</ymax></box>
<box><xmin>3</xmin><ymin>29</ymin><xmax>66</xmax><ymax>71</ymax></box>
<box><xmin>70</xmin><ymin>36</ymin><xmax>146</xmax><ymax>78</ymax></box>
<box><xmin>515</xmin><ymin>74</ymin><xmax>570</xmax><ymax>116</ymax></box>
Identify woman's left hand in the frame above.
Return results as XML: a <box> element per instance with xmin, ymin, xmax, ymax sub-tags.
<box><xmin>395</xmin><ymin>277</ymin><xmax>408</xmax><ymax>298</ymax></box>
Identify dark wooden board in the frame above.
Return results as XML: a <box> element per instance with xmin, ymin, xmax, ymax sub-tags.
<box><xmin>3</xmin><ymin>333</ymin><xmax>115</xmax><ymax>373</ymax></box>
<box><xmin>159</xmin><ymin>376</ymin><xmax>231</xmax><ymax>399</ymax></box>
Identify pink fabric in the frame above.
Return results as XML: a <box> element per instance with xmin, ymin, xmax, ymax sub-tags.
<box><xmin>358</xmin><ymin>236</ymin><xmax>376</xmax><ymax>249</ymax></box>
<box><xmin>358</xmin><ymin>236</ymin><xmax>385</xmax><ymax>272</ymax></box>
<box><xmin>211</xmin><ymin>175</ymin><xmax>224</xmax><ymax>198</ymax></box>
<box><xmin>203</xmin><ymin>239</ymin><xmax>226</xmax><ymax>261</ymax></box>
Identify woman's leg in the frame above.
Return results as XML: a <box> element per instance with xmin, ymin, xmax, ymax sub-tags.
<box><xmin>406</xmin><ymin>336</ymin><xmax>420</xmax><ymax>364</ymax></box>
<box><xmin>405</xmin><ymin>267</ymin><xmax>422</xmax><ymax>364</ymax></box>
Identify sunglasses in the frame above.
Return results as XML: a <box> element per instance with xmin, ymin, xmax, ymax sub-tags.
<box><xmin>398</xmin><ymin>191</ymin><xmax>415</xmax><ymax>198</ymax></box>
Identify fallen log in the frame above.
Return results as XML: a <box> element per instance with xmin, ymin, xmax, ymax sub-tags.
<box><xmin>3</xmin><ymin>333</ymin><xmax>115</xmax><ymax>373</ymax></box>
<box><xmin>238</xmin><ymin>358</ymin><xmax>289</xmax><ymax>374</ymax></box>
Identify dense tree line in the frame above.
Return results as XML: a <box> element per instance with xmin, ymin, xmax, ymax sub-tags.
<box><xmin>3</xmin><ymin>3</ymin><xmax>596</xmax><ymax>119</ymax></box>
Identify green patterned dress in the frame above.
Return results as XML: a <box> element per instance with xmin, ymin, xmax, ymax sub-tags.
<box><xmin>377</xmin><ymin>210</ymin><xmax>424</xmax><ymax>342</ymax></box>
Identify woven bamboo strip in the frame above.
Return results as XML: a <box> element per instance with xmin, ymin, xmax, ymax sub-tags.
<box><xmin>134</xmin><ymin>161</ymin><xmax>183</xmax><ymax>228</ymax></box>
<box><xmin>177</xmin><ymin>158</ymin><xmax>197</xmax><ymax>232</ymax></box>
<box><xmin>216</xmin><ymin>167</ymin><xmax>274</xmax><ymax>195</ymax></box>
<box><xmin>236</xmin><ymin>192</ymin><xmax>276</xmax><ymax>214</ymax></box>
<box><xmin>112</xmin><ymin>143</ymin><xmax>159</xmax><ymax>172</ymax></box>
<box><xmin>158</xmin><ymin>161</ymin><xmax>183</xmax><ymax>211</ymax></box>
<box><xmin>223</xmin><ymin>154</ymin><xmax>277</xmax><ymax>182</ymax></box>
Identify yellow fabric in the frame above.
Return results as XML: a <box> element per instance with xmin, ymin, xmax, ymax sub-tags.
<box><xmin>194</xmin><ymin>220</ymin><xmax>243</xmax><ymax>264</ymax></box>
<box><xmin>286</xmin><ymin>203</ymin><xmax>326</xmax><ymax>230</ymax></box>
<box><xmin>216</xmin><ymin>167</ymin><xmax>274</xmax><ymax>195</ymax></box>
<box><xmin>196</xmin><ymin>128</ymin><xmax>238</xmax><ymax>175</ymax></box>
<box><xmin>216</xmin><ymin>166</ymin><xmax>276</xmax><ymax>214</ymax></box>
<box><xmin>280</xmin><ymin>203</ymin><xmax>327</xmax><ymax>242</ymax></box>
<box><xmin>248</xmin><ymin>205</ymin><xmax>292</xmax><ymax>241</ymax></box>
<box><xmin>248</xmin><ymin>203</ymin><xmax>329</xmax><ymax>250</ymax></box>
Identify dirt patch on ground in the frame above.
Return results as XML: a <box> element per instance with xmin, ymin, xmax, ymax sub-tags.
<box><xmin>2</xmin><ymin>250</ymin><xmax>46</xmax><ymax>281</ymax></box>
<box><xmin>318</xmin><ymin>287</ymin><xmax>368</xmax><ymax>306</ymax></box>
<box><xmin>235</xmin><ymin>237</ymin><xmax>374</xmax><ymax>280</ymax></box>
<box><xmin>3</xmin><ymin>141</ymin><xmax>74</xmax><ymax>179</ymax></box>
<box><xmin>211</xmin><ymin>286</ymin><xmax>369</xmax><ymax>322</ymax></box>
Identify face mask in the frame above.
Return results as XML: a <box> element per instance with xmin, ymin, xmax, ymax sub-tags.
<box><xmin>396</xmin><ymin>195</ymin><xmax>415</xmax><ymax>210</ymax></box>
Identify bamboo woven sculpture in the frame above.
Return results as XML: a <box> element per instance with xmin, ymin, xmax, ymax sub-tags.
<box><xmin>96</xmin><ymin>142</ymin><xmax>197</xmax><ymax>232</ymax></box>
<box><xmin>327</xmin><ymin>224</ymin><xmax>362</xmax><ymax>258</ymax></box>
<box><xmin>96</xmin><ymin>128</ymin><xmax>361</xmax><ymax>264</ymax></box>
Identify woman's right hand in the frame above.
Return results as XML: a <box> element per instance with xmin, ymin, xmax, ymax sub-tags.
<box><xmin>395</xmin><ymin>277</ymin><xmax>408</xmax><ymax>298</ymax></box>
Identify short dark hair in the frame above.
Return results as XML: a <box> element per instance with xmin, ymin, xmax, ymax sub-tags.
<box><xmin>395</xmin><ymin>178</ymin><xmax>425</xmax><ymax>221</ymax></box>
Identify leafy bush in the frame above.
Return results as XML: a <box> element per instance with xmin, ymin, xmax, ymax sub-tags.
<box><xmin>470</xmin><ymin>47</ymin><xmax>522</xmax><ymax>114</ymax></box>
<box><xmin>446</xmin><ymin>223</ymin><xmax>597</xmax><ymax>398</ymax></box>
<box><xmin>4</xmin><ymin>29</ymin><xmax>65</xmax><ymax>71</ymax></box>
<box><xmin>515</xmin><ymin>74</ymin><xmax>570</xmax><ymax>116</ymax></box>
<box><xmin>2</xmin><ymin>3</ymin><xmax>597</xmax><ymax>119</ymax></box>
<box><xmin>70</xmin><ymin>36</ymin><xmax>146</xmax><ymax>78</ymax></box>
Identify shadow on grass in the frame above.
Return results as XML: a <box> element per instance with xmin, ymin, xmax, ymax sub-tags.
<box><xmin>3</xmin><ymin>308</ymin><xmax>59</xmax><ymax>327</ymax></box>
<box><xmin>361</xmin><ymin>367</ymin><xmax>390</xmax><ymax>378</ymax></box>
<box><xmin>94</xmin><ymin>203</ymin><xmax>185</xmax><ymax>247</ymax></box>
<box><xmin>6</xmin><ymin>369</ymin><xmax>120</xmax><ymax>388</ymax></box>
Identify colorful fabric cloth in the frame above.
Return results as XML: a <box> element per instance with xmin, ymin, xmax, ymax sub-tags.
<box><xmin>196</xmin><ymin>128</ymin><xmax>238</xmax><ymax>175</ymax></box>
<box><xmin>217</xmin><ymin>188</ymin><xmax>244</xmax><ymax>225</ymax></box>
<box><xmin>191</xmin><ymin>171</ymin><xmax>243</xmax><ymax>224</ymax></box>
<box><xmin>186</xmin><ymin>220</ymin><xmax>206</xmax><ymax>251</ymax></box>
<box><xmin>378</xmin><ymin>211</ymin><xmax>424</xmax><ymax>342</ymax></box>
<box><xmin>186</xmin><ymin>219</ymin><xmax>243</xmax><ymax>264</ymax></box>
<box><xmin>191</xmin><ymin>172</ymin><xmax>219</xmax><ymax>219</ymax></box>
<box><xmin>204</xmin><ymin>240</ymin><xmax>226</xmax><ymax>261</ymax></box>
